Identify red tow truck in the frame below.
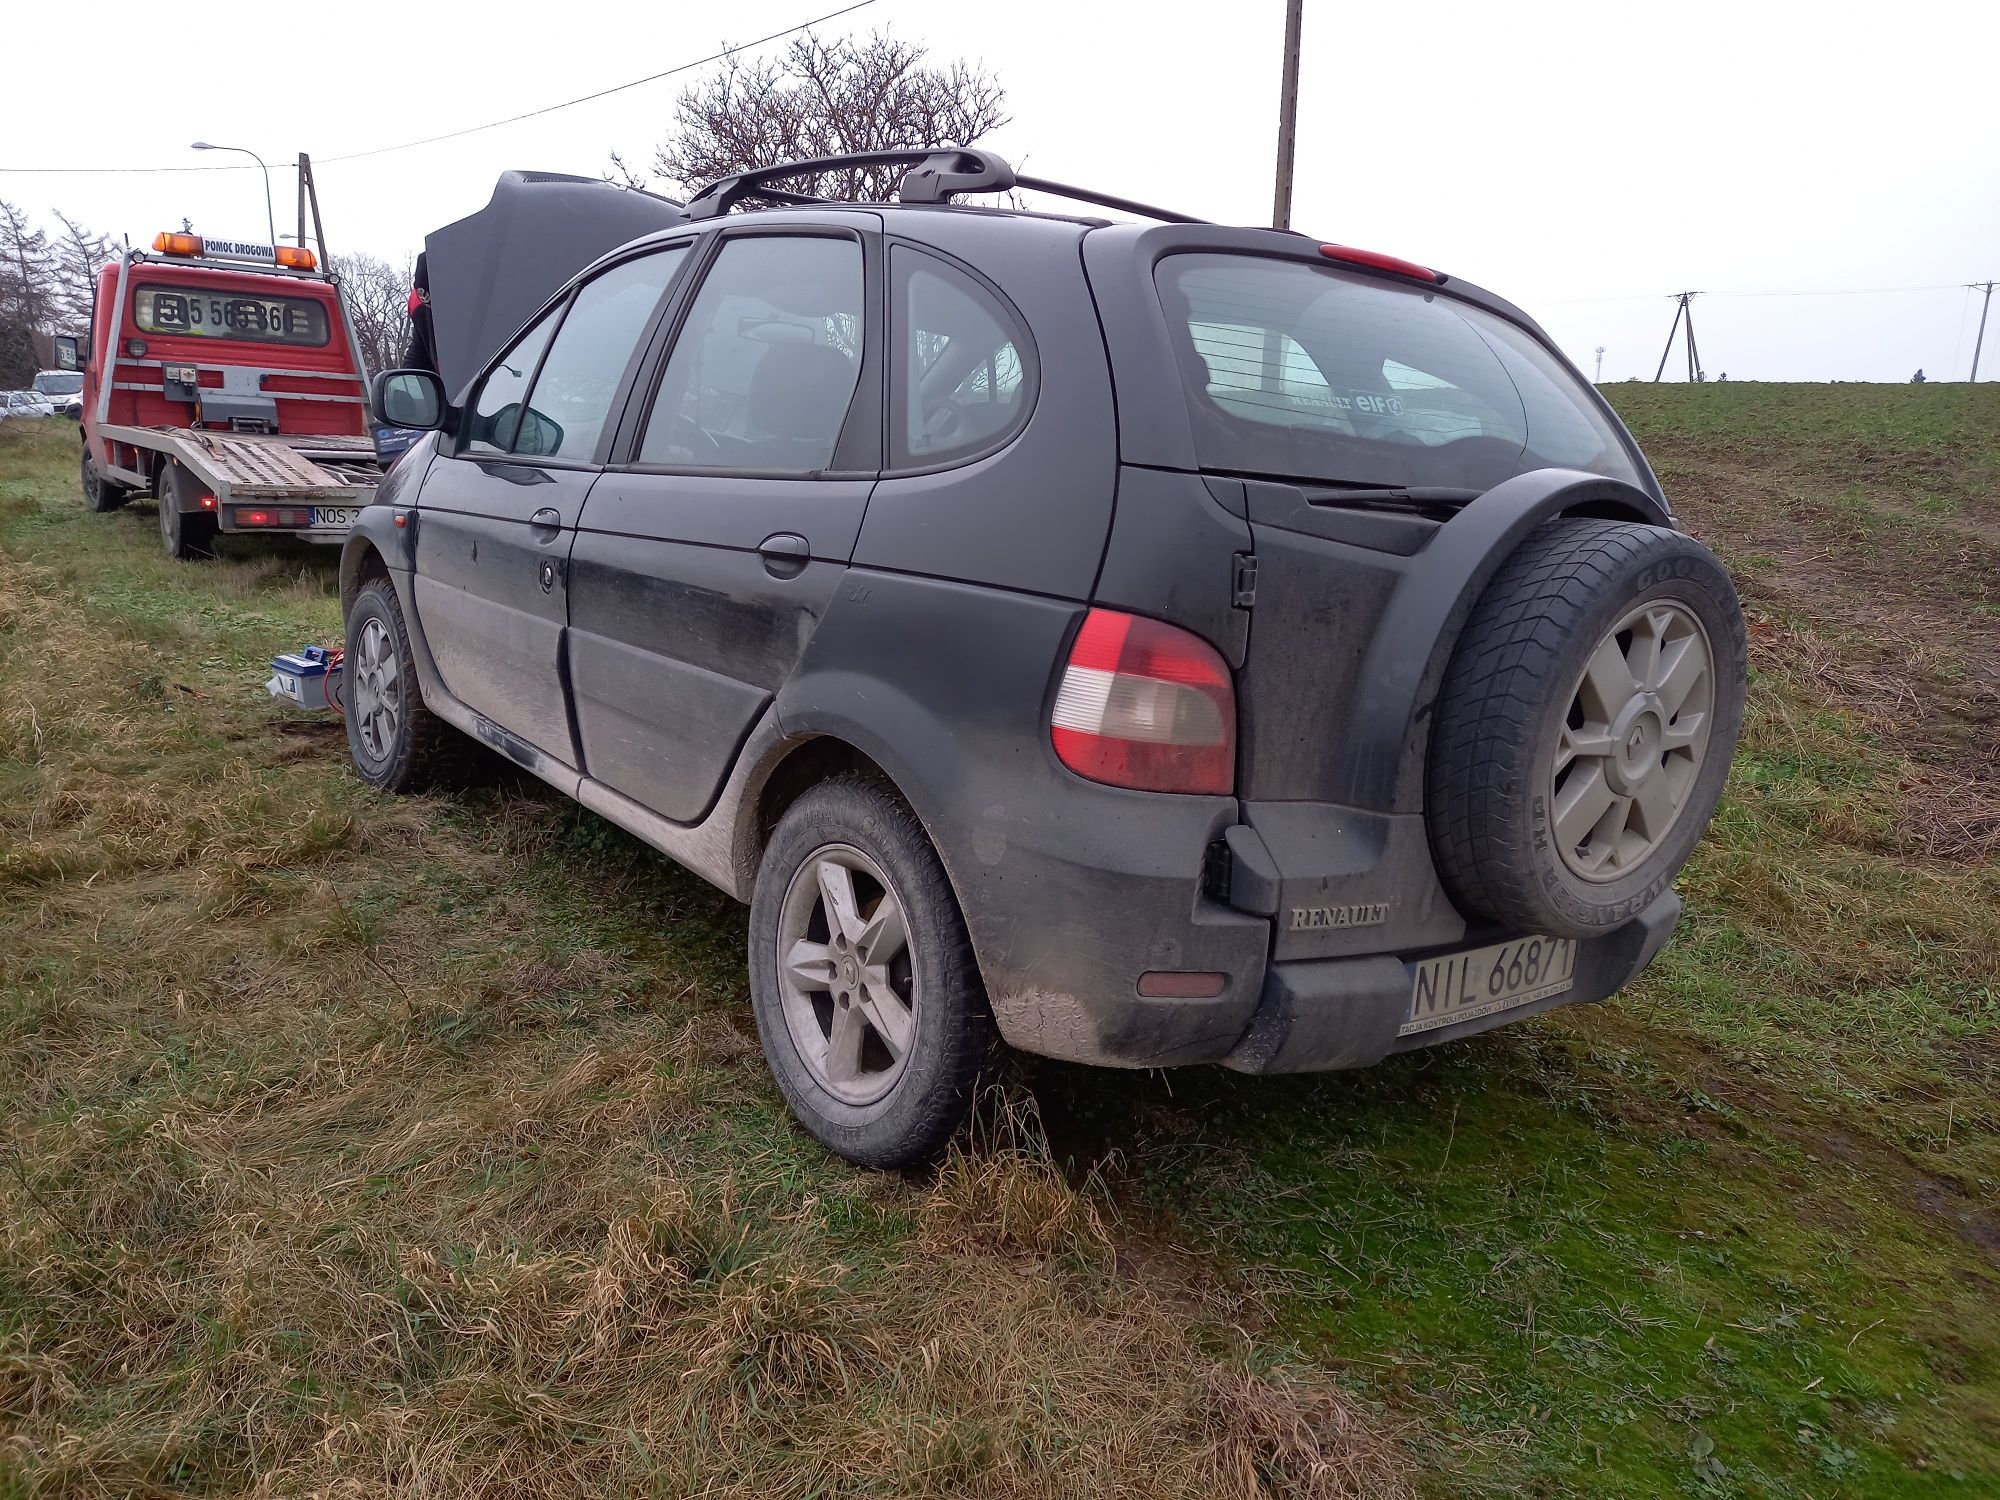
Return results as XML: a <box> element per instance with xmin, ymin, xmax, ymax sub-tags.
<box><xmin>57</xmin><ymin>168</ymin><xmax>381</xmax><ymax>559</ymax></box>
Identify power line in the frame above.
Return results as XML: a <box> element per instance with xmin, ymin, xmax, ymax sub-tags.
<box><xmin>321</xmin><ymin>1</ymin><xmax>878</xmax><ymax>165</ymax></box>
<box><xmin>0</xmin><ymin>1</ymin><xmax>878</xmax><ymax>177</ymax></box>
<box><xmin>1538</xmin><ymin>282</ymin><xmax>1969</xmax><ymax>306</ymax></box>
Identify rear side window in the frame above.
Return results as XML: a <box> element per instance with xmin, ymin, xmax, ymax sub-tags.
<box><xmin>638</xmin><ymin>235</ymin><xmax>863</xmax><ymax>473</ymax></box>
<box><xmin>1158</xmin><ymin>254</ymin><xmax>1639</xmax><ymax>490</ymax></box>
<box><xmin>465</xmin><ymin>306</ymin><xmax>557</xmax><ymax>456</ymax></box>
<box><xmin>891</xmin><ymin>249</ymin><xmax>1034</xmax><ymax>469</ymax></box>
<box><xmin>512</xmin><ymin>247</ymin><xmax>687</xmax><ymax>462</ymax></box>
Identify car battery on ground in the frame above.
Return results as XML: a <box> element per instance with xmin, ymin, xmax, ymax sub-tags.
<box><xmin>266</xmin><ymin>645</ymin><xmax>345</xmax><ymax>714</ymax></box>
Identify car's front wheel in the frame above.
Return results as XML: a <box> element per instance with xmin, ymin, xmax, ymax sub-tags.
<box><xmin>343</xmin><ymin>577</ymin><xmax>465</xmax><ymax>792</ymax></box>
<box><xmin>748</xmin><ymin>776</ymin><xmax>997</xmax><ymax>1168</ymax></box>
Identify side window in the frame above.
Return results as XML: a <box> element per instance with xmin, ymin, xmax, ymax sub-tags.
<box><xmin>892</xmin><ymin>250</ymin><xmax>1033</xmax><ymax>468</ymax></box>
<box><xmin>639</xmin><ymin>236</ymin><xmax>863</xmax><ymax>473</ymax></box>
<box><xmin>464</xmin><ymin>307</ymin><xmax>557</xmax><ymax>456</ymax></box>
<box><xmin>512</xmin><ymin>247</ymin><xmax>688</xmax><ymax>462</ymax></box>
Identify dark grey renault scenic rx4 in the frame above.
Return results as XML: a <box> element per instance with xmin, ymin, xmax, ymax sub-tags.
<box><xmin>348</xmin><ymin>149</ymin><xmax>1746</xmax><ymax>1166</ymax></box>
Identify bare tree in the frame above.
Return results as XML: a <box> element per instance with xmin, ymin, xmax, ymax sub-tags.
<box><xmin>49</xmin><ymin>211</ymin><xmax>112</xmax><ymax>331</ymax></box>
<box><xmin>0</xmin><ymin>202</ymin><xmax>55</xmax><ymax>384</ymax></box>
<box><xmin>331</xmin><ymin>251</ymin><xmax>415</xmax><ymax>378</ymax></box>
<box><xmin>625</xmin><ymin>31</ymin><xmax>1008</xmax><ymax>203</ymax></box>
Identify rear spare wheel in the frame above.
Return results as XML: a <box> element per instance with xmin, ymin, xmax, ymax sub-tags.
<box><xmin>1426</xmin><ymin>517</ymin><xmax>1746</xmax><ymax>938</ymax></box>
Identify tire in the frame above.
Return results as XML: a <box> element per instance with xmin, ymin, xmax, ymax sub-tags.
<box><xmin>158</xmin><ymin>463</ymin><xmax>217</xmax><ymax>560</ymax></box>
<box><xmin>81</xmin><ymin>445</ymin><xmax>128</xmax><ymax>513</ymax></box>
<box><xmin>343</xmin><ymin>577</ymin><xmax>467</xmax><ymax>793</ymax></box>
<box><xmin>748</xmin><ymin>775</ymin><xmax>997</xmax><ymax>1168</ymax></box>
<box><xmin>1426</xmin><ymin>517</ymin><xmax>1747</xmax><ymax>939</ymax></box>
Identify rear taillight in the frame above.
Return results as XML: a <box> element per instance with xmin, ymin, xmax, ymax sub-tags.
<box><xmin>1318</xmin><ymin>243</ymin><xmax>1442</xmax><ymax>283</ymax></box>
<box><xmin>1050</xmin><ymin>609</ymin><xmax>1235</xmax><ymax>795</ymax></box>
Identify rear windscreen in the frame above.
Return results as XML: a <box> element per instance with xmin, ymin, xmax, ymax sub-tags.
<box><xmin>1157</xmin><ymin>254</ymin><xmax>1640</xmax><ymax>490</ymax></box>
<box><xmin>133</xmin><ymin>284</ymin><xmax>330</xmax><ymax>347</ymax></box>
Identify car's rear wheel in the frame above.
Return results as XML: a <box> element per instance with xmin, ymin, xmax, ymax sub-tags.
<box><xmin>81</xmin><ymin>446</ymin><xmax>129</xmax><ymax>513</ymax></box>
<box><xmin>748</xmin><ymin>776</ymin><xmax>996</xmax><ymax>1168</ymax></box>
<box><xmin>1426</xmin><ymin>517</ymin><xmax>1747</xmax><ymax>938</ymax></box>
<box><xmin>343</xmin><ymin>577</ymin><xmax>466</xmax><ymax>792</ymax></box>
<box><xmin>158</xmin><ymin>462</ymin><xmax>217</xmax><ymax>560</ymax></box>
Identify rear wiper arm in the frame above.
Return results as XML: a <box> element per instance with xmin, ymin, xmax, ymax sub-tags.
<box><xmin>1302</xmin><ymin>483</ymin><xmax>1484</xmax><ymax>513</ymax></box>
<box><xmin>1205</xmin><ymin>469</ymin><xmax>1485</xmax><ymax>513</ymax></box>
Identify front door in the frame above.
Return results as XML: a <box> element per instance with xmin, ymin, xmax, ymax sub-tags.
<box><xmin>412</xmin><ymin>246</ymin><xmax>692</xmax><ymax>763</ymax></box>
<box><xmin>568</xmin><ymin>228</ymin><xmax>880</xmax><ymax>823</ymax></box>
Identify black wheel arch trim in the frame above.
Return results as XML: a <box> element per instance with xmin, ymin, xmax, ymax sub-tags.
<box><xmin>1332</xmin><ymin>467</ymin><xmax>1674</xmax><ymax>815</ymax></box>
<box><xmin>338</xmin><ymin>508</ymin><xmax>451</xmax><ymax>712</ymax></box>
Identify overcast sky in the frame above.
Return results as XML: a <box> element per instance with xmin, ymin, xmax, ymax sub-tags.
<box><xmin>7</xmin><ymin>0</ymin><xmax>1997</xmax><ymax>381</ymax></box>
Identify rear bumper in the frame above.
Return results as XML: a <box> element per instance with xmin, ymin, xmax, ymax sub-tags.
<box><xmin>963</xmin><ymin>770</ymin><xmax>1678</xmax><ymax>1071</ymax></box>
<box><xmin>1219</xmin><ymin>890</ymin><xmax>1680</xmax><ymax>1073</ymax></box>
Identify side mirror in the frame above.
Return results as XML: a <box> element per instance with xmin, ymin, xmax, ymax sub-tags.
<box><xmin>52</xmin><ymin>334</ymin><xmax>84</xmax><ymax>371</ymax></box>
<box><xmin>372</xmin><ymin>369</ymin><xmax>446</xmax><ymax>430</ymax></box>
<box><xmin>512</xmin><ymin>406</ymin><xmax>565</xmax><ymax>458</ymax></box>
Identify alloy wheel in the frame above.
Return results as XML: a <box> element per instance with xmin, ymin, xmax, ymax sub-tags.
<box><xmin>1552</xmin><ymin>600</ymin><xmax>1716</xmax><ymax>881</ymax></box>
<box><xmin>350</xmin><ymin>616</ymin><xmax>402</xmax><ymax>764</ymax></box>
<box><xmin>775</xmin><ymin>843</ymin><xmax>918</xmax><ymax>1106</ymax></box>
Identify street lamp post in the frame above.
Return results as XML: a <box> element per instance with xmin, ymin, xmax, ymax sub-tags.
<box><xmin>189</xmin><ymin>141</ymin><xmax>278</xmax><ymax>254</ymax></box>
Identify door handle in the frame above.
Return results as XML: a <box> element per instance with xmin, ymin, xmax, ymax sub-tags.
<box><xmin>758</xmin><ymin>532</ymin><xmax>810</xmax><ymax>579</ymax></box>
<box><xmin>529</xmin><ymin>506</ymin><xmax>562</xmax><ymax>536</ymax></box>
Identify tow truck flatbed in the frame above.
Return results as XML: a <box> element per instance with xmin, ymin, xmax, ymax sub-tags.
<box><xmin>97</xmin><ymin>424</ymin><xmax>380</xmax><ymax>500</ymax></box>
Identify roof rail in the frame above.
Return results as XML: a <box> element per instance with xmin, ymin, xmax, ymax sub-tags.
<box><xmin>680</xmin><ymin>147</ymin><xmax>1207</xmax><ymax>225</ymax></box>
<box><xmin>1012</xmin><ymin>174</ymin><xmax>1206</xmax><ymax>225</ymax></box>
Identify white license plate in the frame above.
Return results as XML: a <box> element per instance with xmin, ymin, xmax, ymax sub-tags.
<box><xmin>309</xmin><ymin>506</ymin><xmax>360</xmax><ymax>529</ymax></box>
<box><xmin>1401</xmin><ymin>935</ymin><xmax>1577</xmax><ymax>1037</ymax></box>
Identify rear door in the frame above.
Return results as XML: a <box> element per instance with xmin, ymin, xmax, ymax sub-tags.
<box><xmin>567</xmin><ymin>225</ymin><xmax>879</xmax><ymax>823</ymax></box>
<box><xmin>412</xmin><ymin>247</ymin><xmax>689</xmax><ymax>762</ymax></box>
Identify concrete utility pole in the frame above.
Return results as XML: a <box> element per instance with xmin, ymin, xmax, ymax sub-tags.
<box><xmin>1271</xmin><ymin>0</ymin><xmax>1304</xmax><ymax>230</ymax></box>
<box><xmin>1970</xmin><ymin>280</ymin><xmax>1995</xmax><ymax>382</ymax></box>
<box><xmin>1654</xmin><ymin>292</ymin><xmax>1705</xmax><ymax>383</ymax></box>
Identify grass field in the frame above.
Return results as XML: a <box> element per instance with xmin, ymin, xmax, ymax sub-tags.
<box><xmin>1</xmin><ymin>384</ymin><xmax>1994</xmax><ymax>1497</ymax></box>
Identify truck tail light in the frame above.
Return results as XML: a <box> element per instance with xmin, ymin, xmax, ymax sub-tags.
<box><xmin>233</xmin><ymin>506</ymin><xmax>307</xmax><ymax>527</ymax></box>
<box><xmin>1051</xmin><ymin>609</ymin><xmax>1235</xmax><ymax>795</ymax></box>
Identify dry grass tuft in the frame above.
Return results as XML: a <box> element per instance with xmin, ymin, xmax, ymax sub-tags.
<box><xmin>1894</xmin><ymin>766</ymin><xmax>2000</xmax><ymax>862</ymax></box>
<box><xmin>919</xmin><ymin>1089</ymin><xmax>1117</xmax><ymax>1265</ymax></box>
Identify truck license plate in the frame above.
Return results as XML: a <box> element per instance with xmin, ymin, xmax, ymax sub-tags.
<box><xmin>1401</xmin><ymin>935</ymin><xmax>1577</xmax><ymax>1037</ymax></box>
<box><xmin>309</xmin><ymin>506</ymin><xmax>360</xmax><ymax>529</ymax></box>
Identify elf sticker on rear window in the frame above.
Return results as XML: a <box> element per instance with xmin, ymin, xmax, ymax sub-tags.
<box><xmin>1334</xmin><ymin>391</ymin><xmax>1404</xmax><ymax>416</ymax></box>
